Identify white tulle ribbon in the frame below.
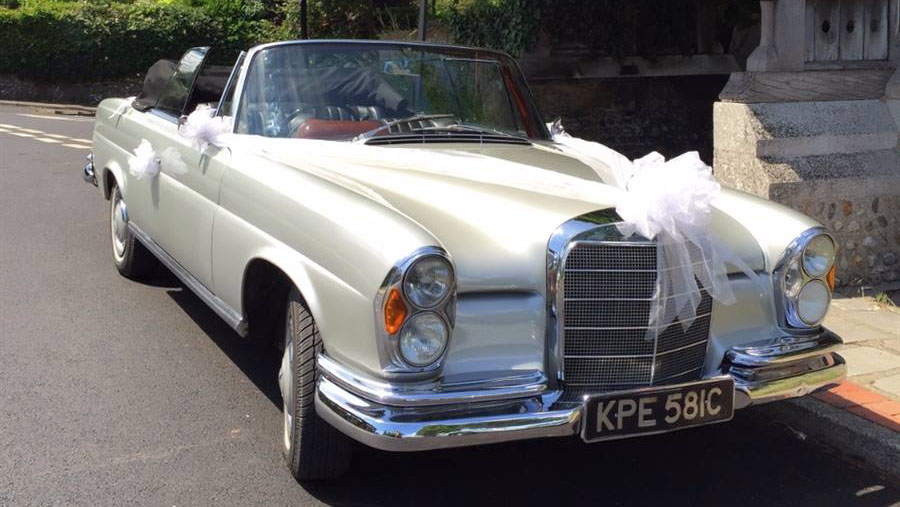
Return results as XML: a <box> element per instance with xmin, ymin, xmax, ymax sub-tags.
<box><xmin>127</xmin><ymin>139</ymin><xmax>160</xmax><ymax>180</ymax></box>
<box><xmin>126</xmin><ymin>140</ymin><xmax>191</xmax><ymax>180</ymax></box>
<box><xmin>178</xmin><ymin>104</ymin><xmax>233</xmax><ymax>151</ymax></box>
<box><xmin>159</xmin><ymin>146</ymin><xmax>188</xmax><ymax>176</ymax></box>
<box><xmin>549</xmin><ymin>121</ymin><xmax>759</xmax><ymax>334</ymax></box>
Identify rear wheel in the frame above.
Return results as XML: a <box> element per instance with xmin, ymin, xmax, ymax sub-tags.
<box><xmin>109</xmin><ymin>182</ymin><xmax>155</xmax><ymax>279</ymax></box>
<box><xmin>278</xmin><ymin>288</ymin><xmax>352</xmax><ymax>481</ymax></box>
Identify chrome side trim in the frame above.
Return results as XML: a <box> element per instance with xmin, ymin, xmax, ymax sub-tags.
<box><xmin>127</xmin><ymin>222</ymin><xmax>248</xmax><ymax>336</ymax></box>
<box><xmin>317</xmin><ymin>354</ymin><xmax>548</xmax><ymax>407</ymax></box>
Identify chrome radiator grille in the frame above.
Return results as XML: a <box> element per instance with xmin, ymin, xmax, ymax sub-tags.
<box><xmin>560</xmin><ymin>241</ymin><xmax>712</xmax><ymax>397</ymax></box>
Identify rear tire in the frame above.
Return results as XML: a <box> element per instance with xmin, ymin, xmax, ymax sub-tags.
<box><xmin>109</xmin><ymin>182</ymin><xmax>155</xmax><ymax>279</ymax></box>
<box><xmin>279</xmin><ymin>288</ymin><xmax>352</xmax><ymax>481</ymax></box>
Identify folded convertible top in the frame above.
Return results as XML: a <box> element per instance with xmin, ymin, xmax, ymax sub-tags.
<box><xmin>132</xmin><ymin>58</ymin><xmax>232</xmax><ymax>113</ymax></box>
<box><xmin>133</xmin><ymin>59</ymin><xmax>177</xmax><ymax>112</ymax></box>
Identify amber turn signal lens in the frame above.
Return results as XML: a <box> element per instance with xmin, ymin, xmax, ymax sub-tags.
<box><xmin>826</xmin><ymin>265</ymin><xmax>836</xmax><ymax>291</ymax></box>
<box><xmin>384</xmin><ymin>287</ymin><xmax>408</xmax><ymax>335</ymax></box>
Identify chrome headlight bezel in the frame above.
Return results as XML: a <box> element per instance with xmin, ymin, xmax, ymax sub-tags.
<box><xmin>775</xmin><ymin>228</ymin><xmax>836</xmax><ymax>329</ymax></box>
<box><xmin>374</xmin><ymin>246</ymin><xmax>457</xmax><ymax>375</ymax></box>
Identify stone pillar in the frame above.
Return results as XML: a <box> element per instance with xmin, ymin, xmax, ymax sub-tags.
<box><xmin>886</xmin><ymin>0</ymin><xmax>900</xmax><ymax>124</ymax></box>
<box><xmin>714</xmin><ymin>0</ymin><xmax>900</xmax><ymax>287</ymax></box>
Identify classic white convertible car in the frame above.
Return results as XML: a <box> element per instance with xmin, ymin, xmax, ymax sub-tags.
<box><xmin>84</xmin><ymin>40</ymin><xmax>846</xmax><ymax>480</ymax></box>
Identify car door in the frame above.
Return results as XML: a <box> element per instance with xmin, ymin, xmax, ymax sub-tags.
<box><xmin>124</xmin><ymin>47</ymin><xmax>232</xmax><ymax>288</ymax></box>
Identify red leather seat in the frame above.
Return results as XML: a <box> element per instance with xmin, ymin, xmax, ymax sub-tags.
<box><xmin>293</xmin><ymin>119</ymin><xmax>382</xmax><ymax>140</ymax></box>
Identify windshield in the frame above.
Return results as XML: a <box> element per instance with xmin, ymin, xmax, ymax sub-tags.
<box><xmin>234</xmin><ymin>42</ymin><xmax>548</xmax><ymax>141</ymax></box>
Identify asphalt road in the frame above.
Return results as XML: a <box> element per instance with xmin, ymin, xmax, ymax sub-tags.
<box><xmin>0</xmin><ymin>104</ymin><xmax>898</xmax><ymax>507</ymax></box>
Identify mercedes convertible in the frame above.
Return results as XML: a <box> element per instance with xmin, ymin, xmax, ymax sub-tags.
<box><xmin>84</xmin><ymin>40</ymin><xmax>846</xmax><ymax>480</ymax></box>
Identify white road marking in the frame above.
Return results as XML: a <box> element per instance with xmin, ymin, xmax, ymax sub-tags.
<box><xmin>0</xmin><ymin>121</ymin><xmax>91</xmax><ymax>148</ymax></box>
<box><xmin>17</xmin><ymin>113</ymin><xmax>94</xmax><ymax>122</ymax></box>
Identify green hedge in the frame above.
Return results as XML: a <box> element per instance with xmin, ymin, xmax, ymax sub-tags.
<box><xmin>443</xmin><ymin>0</ymin><xmax>540</xmax><ymax>56</ymax></box>
<box><xmin>0</xmin><ymin>1</ymin><xmax>273</xmax><ymax>81</ymax></box>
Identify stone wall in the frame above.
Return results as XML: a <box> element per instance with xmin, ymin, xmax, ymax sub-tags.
<box><xmin>529</xmin><ymin>75</ymin><xmax>729</xmax><ymax>163</ymax></box>
<box><xmin>714</xmin><ymin>98</ymin><xmax>900</xmax><ymax>287</ymax></box>
<box><xmin>772</xmin><ymin>181</ymin><xmax>899</xmax><ymax>286</ymax></box>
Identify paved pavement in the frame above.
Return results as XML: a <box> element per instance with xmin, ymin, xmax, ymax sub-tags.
<box><xmin>813</xmin><ymin>295</ymin><xmax>900</xmax><ymax>431</ymax></box>
<box><xmin>826</xmin><ymin>295</ymin><xmax>900</xmax><ymax>397</ymax></box>
<box><xmin>1</xmin><ymin>104</ymin><xmax>899</xmax><ymax>506</ymax></box>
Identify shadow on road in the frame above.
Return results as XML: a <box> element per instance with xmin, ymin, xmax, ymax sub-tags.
<box><xmin>304</xmin><ymin>413</ymin><xmax>900</xmax><ymax>506</ymax></box>
<box><xmin>165</xmin><ymin>282</ymin><xmax>282</xmax><ymax>408</ymax></box>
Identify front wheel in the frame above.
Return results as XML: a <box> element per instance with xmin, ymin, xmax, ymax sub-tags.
<box><xmin>109</xmin><ymin>182</ymin><xmax>155</xmax><ymax>279</ymax></box>
<box><xmin>279</xmin><ymin>288</ymin><xmax>352</xmax><ymax>481</ymax></box>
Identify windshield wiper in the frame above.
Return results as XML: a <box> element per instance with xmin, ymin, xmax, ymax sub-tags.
<box><xmin>354</xmin><ymin>114</ymin><xmax>457</xmax><ymax>142</ymax></box>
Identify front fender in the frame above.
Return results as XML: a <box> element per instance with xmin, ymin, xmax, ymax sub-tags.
<box><xmin>240</xmin><ymin>245</ymin><xmax>362</xmax><ymax>341</ymax></box>
<box><xmin>212</xmin><ymin>204</ymin><xmax>390</xmax><ymax>377</ymax></box>
<box><xmin>101</xmin><ymin>161</ymin><xmax>126</xmax><ymax>200</ymax></box>
<box><xmin>714</xmin><ymin>188</ymin><xmax>821</xmax><ymax>271</ymax></box>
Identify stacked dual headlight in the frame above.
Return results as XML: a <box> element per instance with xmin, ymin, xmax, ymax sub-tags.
<box><xmin>380</xmin><ymin>250</ymin><xmax>455</xmax><ymax>369</ymax></box>
<box><xmin>781</xmin><ymin>230</ymin><xmax>836</xmax><ymax>328</ymax></box>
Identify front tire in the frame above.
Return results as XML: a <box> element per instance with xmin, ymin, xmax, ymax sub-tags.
<box><xmin>279</xmin><ymin>288</ymin><xmax>352</xmax><ymax>481</ymax></box>
<box><xmin>109</xmin><ymin>182</ymin><xmax>155</xmax><ymax>279</ymax></box>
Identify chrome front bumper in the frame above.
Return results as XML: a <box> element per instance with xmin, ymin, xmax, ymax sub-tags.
<box><xmin>83</xmin><ymin>153</ymin><xmax>97</xmax><ymax>186</ymax></box>
<box><xmin>315</xmin><ymin>330</ymin><xmax>845</xmax><ymax>452</ymax></box>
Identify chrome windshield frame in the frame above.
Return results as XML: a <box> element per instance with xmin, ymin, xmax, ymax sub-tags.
<box><xmin>229</xmin><ymin>39</ymin><xmax>551</xmax><ymax>139</ymax></box>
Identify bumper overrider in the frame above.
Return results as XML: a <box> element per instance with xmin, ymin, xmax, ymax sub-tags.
<box><xmin>315</xmin><ymin>329</ymin><xmax>845</xmax><ymax>452</ymax></box>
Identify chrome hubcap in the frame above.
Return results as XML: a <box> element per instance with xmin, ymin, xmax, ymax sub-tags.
<box><xmin>111</xmin><ymin>193</ymin><xmax>127</xmax><ymax>260</ymax></box>
<box><xmin>279</xmin><ymin>311</ymin><xmax>294</xmax><ymax>452</ymax></box>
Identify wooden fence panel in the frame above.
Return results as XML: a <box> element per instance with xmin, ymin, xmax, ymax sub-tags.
<box><xmin>840</xmin><ymin>0</ymin><xmax>866</xmax><ymax>59</ymax></box>
<box><xmin>863</xmin><ymin>0</ymin><xmax>889</xmax><ymax>60</ymax></box>
<box><xmin>814</xmin><ymin>0</ymin><xmax>842</xmax><ymax>61</ymax></box>
<box><xmin>806</xmin><ymin>0</ymin><xmax>818</xmax><ymax>61</ymax></box>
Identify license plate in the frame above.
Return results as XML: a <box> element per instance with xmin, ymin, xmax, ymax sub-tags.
<box><xmin>581</xmin><ymin>377</ymin><xmax>735</xmax><ymax>442</ymax></box>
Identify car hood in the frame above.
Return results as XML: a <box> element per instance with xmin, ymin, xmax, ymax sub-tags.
<box><xmin>242</xmin><ymin>138</ymin><xmax>809</xmax><ymax>293</ymax></box>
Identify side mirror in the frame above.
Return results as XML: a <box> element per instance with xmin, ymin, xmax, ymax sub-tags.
<box><xmin>178</xmin><ymin>115</ymin><xmax>189</xmax><ymax>128</ymax></box>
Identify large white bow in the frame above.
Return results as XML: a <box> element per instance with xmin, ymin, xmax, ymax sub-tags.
<box><xmin>549</xmin><ymin>121</ymin><xmax>759</xmax><ymax>335</ymax></box>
